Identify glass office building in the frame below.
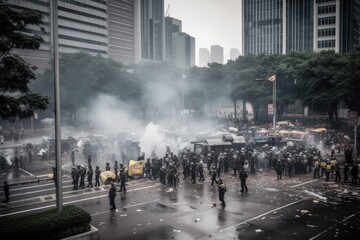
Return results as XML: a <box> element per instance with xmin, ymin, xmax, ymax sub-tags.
<box><xmin>140</xmin><ymin>0</ymin><xmax>164</xmax><ymax>61</ymax></box>
<box><xmin>243</xmin><ymin>0</ymin><xmax>360</xmax><ymax>54</ymax></box>
<box><xmin>242</xmin><ymin>0</ymin><xmax>314</xmax><ymax>55</ymax></box>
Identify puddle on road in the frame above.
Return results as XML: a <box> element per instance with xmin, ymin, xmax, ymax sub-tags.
<box><xmin>142</xmin><ymin>202</ymin><xmax>177</xmax><ymax>214</ymax></box>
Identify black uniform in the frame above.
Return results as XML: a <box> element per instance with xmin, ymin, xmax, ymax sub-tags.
<box><xmin>109</xmin><ymin>183</ymin><xmax>117</xmax><ymax>210</ymax></box>
<box><xmin>79</xmin><ymin>167</ymin><xmax>86</xmax><ymax>189</ymax></box>
<box><xmin>216</xmin><ymin>179</ymin><xmax>227</xmax><ymax>208</ymax></box>
<box><xmin>3</xmin><ymin>181</ymin><xmax>9</xmax><ymax>203</ymax></box>
<box><xmin>119</xmin><ymin>170</ymin><xmax>126</xmax><ymax>193</ymax></box>
<box><xmin>239</xmin><ymin>169</ymin><xmax>248</xmax><ymax>192</ymax></box>
<box><xmin>72</xmin><ymin>167</ymin><xmax>79</xmax><ymax>190</ymax></box>
<box><xmin>87</xmin><ymin>166</ymin><xmax>93</xmax><ymax>187</ymax></box>
<box><xmin>95</xmin><ymin>166</ymin><xmax>101</xmax><ymax>187</ymax></box>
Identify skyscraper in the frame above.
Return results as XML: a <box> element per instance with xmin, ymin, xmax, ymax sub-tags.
<box><xmin>164</xmin><ymin>16</ymin><xmax>195</xmax><ymax>68</ymax></box>
<box><xmin>230</xmin><ymin>48</ymin><xmax>240</xmax><ymax>60</ymax></box>
<box><xmin>140</xmin><ymin>0</ymin><xmax>165</xmax><ymax>61</ymax></box>
<box><xmin>199</xmin><ymin>48</ymin><xmax>210</xmax><ymax>67</ymax></box>
<box><xmin>165</xmin><ymin>17</ymin><xmax>182</xmax><ymax>63</ymax></box>
<box><xmin>314</xmin><ymin>0</ymin><xmax>360</xmax><ymax>53</ymax></box>
<box><xmin>8</xmin><ymin>0</ymin><xmax>109</xmax><ymax>71</ymax></box>
<box><xmin>107</xmin><ymin>0</ymin><xmax>140</xmax><ymax>64</ymax></box>
<box><xmin>242</xmin><ymin>0</ymin><xmax>314</xmax><ymax>55</ymax></box>
<box><xmin>211</xmin><ymin>45</ymin><xmax>224</xmax><ymax>64</ymax></box>
<box><xmin>172</xmin><ymin>33</ymin><xmax>195</xmax><ymax>68</ymax></box>
<box><xmin>242</xmin><ymin>0</ymin><xmax>360</xmax><ymax>55</ymax></box>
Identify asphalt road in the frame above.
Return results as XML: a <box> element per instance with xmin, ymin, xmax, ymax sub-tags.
<box><xmin>1</xmin><ymin>165</ymin><xmax>359</xmax><ymax>240</ymax></box>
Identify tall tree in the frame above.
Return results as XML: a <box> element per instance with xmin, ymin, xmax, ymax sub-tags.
<box><xmin>298</xmin><ymin>51</ymin><xmax>344</xmax><ymax>120</ymax></box>
<box><xmin>33</xmin><ymin>52</ymin><xmax>135</xmax><ymax>123</ymax></box>
<box><xmin>0</xmin><ymin>1</ymin><xmax>48</xmax><ymax>121</ymax></box>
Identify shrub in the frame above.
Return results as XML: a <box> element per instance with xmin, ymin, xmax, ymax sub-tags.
<box><xmin>0</xmin><ymin>205</ymin><xmax>91</xmax><ymax>240</ymax></box>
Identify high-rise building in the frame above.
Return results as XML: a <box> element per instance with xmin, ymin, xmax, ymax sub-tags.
<box><xmin>314</xmin><ymin>0</ymin><xmax>360</xmax><ymax>53</ymax></box>
<box><xmin>6</xmin><ymin>0</ymin><xmax>170</xmax><ymax>69</ymax></box>
<box><xmin>340</xmin><ymin>0</ymin><xmax>360</xmax><ymax>53</ymax></box>
<box><xmin>172</xmin><ymin>33</ymin><xmax>195</xmax><ymax>68</ymax></box>
<box><xmin>8</xmin><ymin>0</ymin><xmax>109</xmax><ymax>71</ymax></box>
<box><xmin>107</xmin><ymin>0</ymin><xmax>141</xmax><ymax>64</ymax></box>
<box><xmin>242</xmin><ymin>0</ymin><xmax>314</xmax><ymax>55</ymax></box>
<box><xmin>242</xmin><ymin>0</ymin><xmax>360</xmax><ymax>55</ymax></box>
<box><xmin>211</xmin><ymin>45</ymin><xmax>224</xmax><ymax>64</ymax></box>
<box><xmin>165</xmin><ymin>17</ymin><xmax>182</xmax><ymax>63</ymax></box>
<box><xmin>164</xmin><ymin>16</ymin><xmax>195</xmax><ymax>68</ymax></box>
<box><xmin>230</xmin><ymin>48</ymin><xmax>240</xmax><ymax>60</ymax></box>
<box><xmin>140</xmin><ymin>0</ymin><xmax>165</xmax><ymax>61</ymax></box>
<box><xmin>199</xmin><ymin>48</ymin><xmax>210</xmax><ymax>67</ymax></box>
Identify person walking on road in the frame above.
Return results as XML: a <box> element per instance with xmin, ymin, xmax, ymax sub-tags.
<box><xmin>94</xmin><ymin>166</ymin><xmax>101</xmax><ymax>187</ymax></box>
<box><xmin>351</xmin><ymin>164</ymin><xmax>358</xmax><ymax>185</ymax></box>
<box><xmin>109</xmin><ymin>183</ymin><xmax>117</xmax><ymax>210</ymax></box>
<box><xmin>325</xmin><ymin>160</ymin><xmax>332</xmax><ymax>182</ymax></box>
<box><xmin>216</xmin><ymin>178</ymin><xmax>227</xmax><ymax>208</ymax></box>
<box><xmin>239</xmin><ymin>168</ymin><xmax>248</xmax><ymax>192</ymax></box>
<box><xmin>119</xmin><ymin>169</ymin><xmax>126</xmax><ymax>193</ymax></box>
<box><xmin>87</xmin><ymin>166</ymin><xmax>93</xmax><ymax>188</ymax></box>
<box><xmin>343</xmin><ymin>164</ymin><xmax>349</xmax><ymax>183</ymax></box>
<box><xmin>334</xmin><ymin>164</ymin><xmax>341</xmax><ymax>183</ymax></box>
<box><xmin>3</xmin><ymin>181</ymin><xmax>9</xmax><ymax>203</ymax></box>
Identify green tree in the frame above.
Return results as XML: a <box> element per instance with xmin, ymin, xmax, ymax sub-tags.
<box><xmin>298</xmin><ymin>51</ymin><xmax>345</xmax><ymax>120</ymax></box>
<box><xmin>33</xmin><ymin>52</ymin><xmax>135</xmax><ymax>123</ymax></box>
<box><xmin>0</xmin><ymin>1</ymin><xmax>48</xmax><ymax>121</ymax></box>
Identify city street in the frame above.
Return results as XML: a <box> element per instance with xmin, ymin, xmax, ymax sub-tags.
<box><xmin>1</xmin><ymin>163</ymin><xmax>359</xmax><ymax>240</ymax></box>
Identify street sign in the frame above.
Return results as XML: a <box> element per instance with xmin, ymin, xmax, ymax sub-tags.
<box><xmin>348</xmin><ymin>111</ymin><xmax>358</xmax><ymax>126</ymax></box>
<box><xmin>268</xmin><ymin>104</ymin><xmax>273</xmax><ymax>115</ymax></box>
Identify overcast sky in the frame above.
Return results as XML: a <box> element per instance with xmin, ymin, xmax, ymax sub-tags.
<box><xmin>164</xmin><ymin>0</ymin><xmax>242</xmax><ymax>66</ymax></box>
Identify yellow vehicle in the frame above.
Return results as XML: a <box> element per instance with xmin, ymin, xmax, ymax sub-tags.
<box><xmin>278</xmin><ymin>130</ymin><xmax>308</xmax><ymax>142</ymax></box>
<box><xmin>100</xmin><ymin>171</ymin><xmax>116</xmax><ymax>184</ymax></box>
<box><xmin>128</xmin><ymin>160</ymin><xmax>144</xmax><ymax>178</ymax></box>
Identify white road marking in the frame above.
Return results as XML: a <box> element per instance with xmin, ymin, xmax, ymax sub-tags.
<box><xmin>198</xmin><ymin>198</ymin><xmax>307</xmax><ymax>240</ymax></box>
<box><xmin>0</xmin><ymin>184</ymin><xmax>159</xmax><ymax>218</ymax></box>
<box><xmin>9</xmin><ymin>185</ymin><xmax>73</xmax><ymax>197</ymax></box>
<box><xmin>309</xmin><ymin>212</ymin><xmax>358</xmax><ymax>240</ymax></box>
<box><xmin>290</xmin><ymin>179</ymin><xmax>318</xmax><ymax>188</ymax></box>
<box><xmin>304</xmin><ymin>190</ymin><xmax>327</xmax><ymax>201</ymax></box>
<box><xmin>91</xmin><ymin>199</ymin><xmax>160</xmax><ymax>216</ymax></box>
<box><xmin>8</xmin><ymin>180</ymin><xmax>73</xmax><ymax>192</ymax></box>
<box><xmin>19</xmin><ymin>168</ymin><xmax>34</xmax><ymax>176</ymax></box>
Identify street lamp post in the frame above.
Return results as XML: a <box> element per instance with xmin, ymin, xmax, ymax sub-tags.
<box><xmin>182</xmin><ymin>74</ymin><xmax>186</xmax><ymax>125</ymax></box>
<box><xmin>51</xmin><ymin>0</ymin><xmax>62</xmax><ymax>212</ymax></box>
<box><xmin>256</xmin><ymin>75</ymin><xmax>276</xmax><ymax>130</ymax></box>
<box><xmin>272</xmin><ymin>76</ymin><xmax>276</xmax><ymax>130</ymax></box>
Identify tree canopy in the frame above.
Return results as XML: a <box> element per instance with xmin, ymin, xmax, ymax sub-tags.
<box><xmin>0</xmin><ymin>0</ymin><xmax>48</xmax><ymax>121</ymax></box>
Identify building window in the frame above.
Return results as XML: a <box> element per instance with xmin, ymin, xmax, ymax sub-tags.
<box><xmin>318</xmin><ymin>28</ymin><xmax>336</xmax><ymax>37</ymax></box>
<box><xmin>316</xmin><ymin>0</ymin><xmax>336</xmax><ymax>3</ymax></box>
<box><xmin>318</xmin><ymin>40</ymin><xmax>335</xmax><ymax>48</ymax></box>
<box><xmin>318</xmin><ymin>5</ymin><xmax>336</xmax><ymax>14</ymax></box>
<box><xmin>318</xmin><ymin>16</ymin><xmax>336</xmax><ymax>25</ymax></box>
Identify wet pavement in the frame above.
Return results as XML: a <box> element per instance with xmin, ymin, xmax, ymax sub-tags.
<box><xmin>0</xmin><ymin>129</ymin><xmax>358</xmax><ymax>239</ymax></box>
<box><xmin>1</xmin><ymin>165</ymin><xmax>359</xmax><ymax>240</ymax></box>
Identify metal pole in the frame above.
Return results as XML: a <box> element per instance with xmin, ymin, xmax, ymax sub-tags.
<box><xmin>273</xmin><ymin>78</ymin><xmax>276</xmax><ymax>130</ymax></box>
<box><xmin>52</xmin><ymin>0</ymin><xmax>62</xmax><ymax>212</ymax></box>
<box><xmin>354</xmin><ymin>124</ymin><xmax>357</xmax><ymax>163</ymax></box>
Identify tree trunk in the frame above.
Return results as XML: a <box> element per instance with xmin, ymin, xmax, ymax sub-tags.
<box><xmin>233</xmin><ymin>100</ymin><xmax>237</xmax><ymax>120</ymax></box>
<box><xmin>242</xmin><ymin>100</ymin><xmax>247</xmax><ymax>125</ymax></box>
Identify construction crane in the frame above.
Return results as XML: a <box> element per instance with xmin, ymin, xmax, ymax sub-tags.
<box><xmin>165</xmin><ymin>4</ymin><xmax>170</xmax><ymax>17</ymax></box>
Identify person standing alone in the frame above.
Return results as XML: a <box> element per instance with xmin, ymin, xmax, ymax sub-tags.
<box><xmin>216</xmin><ymin>178</ymin><xmax>227</xmax><ymax>208</ymax></box>
<box><xmin>239</xmin><ymin>168</ymin><xmax>248</xmax><ymax>192</ymax></box>
<box><xmin>3</xmin><ymin>181</ymin><xmax>9</xmax><ymax>203</ymax></box>
<box><xmin>109</xmin><ymin>183</ymin><xmax>117</xmax><ymax>210</ymax></box>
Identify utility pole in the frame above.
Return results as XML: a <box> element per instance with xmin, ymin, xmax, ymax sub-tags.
<box><xmin>51</xmin><ymin>0</ymin><xmax>62</xmax><ymax>212</ymax></box>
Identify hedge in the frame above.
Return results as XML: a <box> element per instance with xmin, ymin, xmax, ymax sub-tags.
<box><xmin>0</xmin><ymin>205</ymin><xmax>91</xmax><ymax>240</ymax></box>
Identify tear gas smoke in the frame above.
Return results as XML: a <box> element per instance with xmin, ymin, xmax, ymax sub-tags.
<box><xmin>87</xmin><ymin>94</ymin><xmax>193</xmax><ymax>158</ymax></box>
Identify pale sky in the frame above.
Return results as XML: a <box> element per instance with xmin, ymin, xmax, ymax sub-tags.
<box><xmin>164</xmin><ymin>0</ymin><xmax>242</xmax><ymax>66</ymax></box>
